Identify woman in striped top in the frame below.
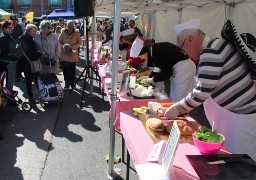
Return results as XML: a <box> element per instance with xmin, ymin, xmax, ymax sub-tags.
<box><xmin>165</xmin><ymin>19</ymin><xmax>256</xmax><ymax>160</ymax></box>
<box><xmin>165</xmin><ymin>29</ymin><xmax>256</xmax><ymax>117</ymax></box>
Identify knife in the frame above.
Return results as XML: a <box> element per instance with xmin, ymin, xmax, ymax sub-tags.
<box><xmin>207</xmin><ymin>157</ymin><xmax>244</xmax><ymax>165</ymax></box>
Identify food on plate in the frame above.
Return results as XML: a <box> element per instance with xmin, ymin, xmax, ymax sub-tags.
<box><xmin>130</xmin><ymin>86</ymin><xmax>154</xmax><ymax>98</ymax></box>
<box><xmin>146</xmin><ymin>114</ymin><xmax>165</xmax><ymax>132</ymax></box>
<box><xmin>161</xmin><ymin>102</ymin><xmax>175</xmax><ymax>107</ymax></box>
<box><xmin>137</xmin><ymin>68</ymin><xmax>151</xmax><ymax>78</ymax></box>
<box><xmin>131</xmin><ymin>106</ymin><xmax>148</xmax><ymax>116</ymax></box>
<box><xmin>194</xmin><ymin>126</ymin><xmax>224</xmax><ymax>143</ymax></box>
<box><xmin>138</xmin><ymin>81</ymin><xmax>151</xmax><ymax>87</ymax></box>
<box><xmin>166</xmin><ymin>120</ymin><xmax>199</xmax><ymax>136</ymax></box>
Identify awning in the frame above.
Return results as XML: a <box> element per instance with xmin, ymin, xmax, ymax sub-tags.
<box><xmin>47</xmin><ymin>9</ymin><xmax>75</xmax><ymax>20</ymax></box>
<box><xmin>0</xmin><ymin>9</ymin><xmax>13</xmax><ymax>19</ymax></box>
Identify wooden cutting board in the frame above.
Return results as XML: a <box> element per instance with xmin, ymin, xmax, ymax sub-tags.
<box><xmin>138</xmin><ymin>113</ymin><xmax>194</xmax><ymax>144</ymax></box>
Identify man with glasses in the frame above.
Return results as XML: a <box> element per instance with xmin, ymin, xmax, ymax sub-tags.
<box><xmin>0</xmin><ymin>20</ymin><xmax>20</xmax><ymax>92</ymax></box>
<box><xmin>164</xmin><ymin>19</ymin><xmax>256</xmax><ymax>160</ymax></box>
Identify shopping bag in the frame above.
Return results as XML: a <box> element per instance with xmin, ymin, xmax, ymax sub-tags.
<box><xmin>30</xmin><ymin>60</ymin><xmax>42</xmax><ymax>73</ymax></box>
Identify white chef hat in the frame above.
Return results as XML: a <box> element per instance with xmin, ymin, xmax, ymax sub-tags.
<box><xmin>130</xmin><ymin>36</ymin><xmax>145</xmax><ymax>57</ymax></box>
<box><xmin>174</xmin><ymin>19</ymin><xmax>200</xmax><ymax>36</ymax></box>
<box><xmin>121</xmin><ymin>29</ymin><xmax>135</xmax><ymax>37</ymax></box>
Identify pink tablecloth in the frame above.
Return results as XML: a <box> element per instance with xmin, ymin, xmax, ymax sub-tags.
<box><xmin>98</xmin><ymin>65</ymin><xmax>171</xmax><ymax>130</ymax></box>
<box><xmin>119</xmin><ymin>111</ymin><xmax>230</xmax><ymax>180</ymax></box>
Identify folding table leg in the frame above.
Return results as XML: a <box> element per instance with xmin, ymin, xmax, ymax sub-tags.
<box><xmin>122</xmin><ymin>135</ymin><xmax>125</xmax><ymax>163</ymax></box>
<box><xmin>126</xmin><ymin>150</ymin><xmax>130</xmax><ymax>180</ymax></box>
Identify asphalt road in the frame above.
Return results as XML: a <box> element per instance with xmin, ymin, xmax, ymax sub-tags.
<box><xmin>0</xmin><ymin>55</ymin><xmax>138</xmax><ymax>180</ymax></box>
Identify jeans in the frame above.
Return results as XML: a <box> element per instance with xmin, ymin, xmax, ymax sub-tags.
<box><xmin>6</xmin><ymin>63</ymin><xmax>16</xmax><ymax>90</ymax></box>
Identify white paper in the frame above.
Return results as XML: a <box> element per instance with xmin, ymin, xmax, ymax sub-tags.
<box><xmin>147</xmin><ymin>140</ymin><xmax>167</xmax><ymax>163</ymax></box>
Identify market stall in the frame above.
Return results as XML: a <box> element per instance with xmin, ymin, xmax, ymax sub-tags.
<box><xmin>47</xmin><ymin>9</ymin><xmax>75</xmax><ymax>20</ymax></box>
<box><xmin>91</xmin><ymin>0</ymin><xmax>256</xmax><ymax>178</ymax></box>
<box><xmin>0</xmin><ymin>9</ymin><xmax>13</xmax><ymax>20</ymax></box>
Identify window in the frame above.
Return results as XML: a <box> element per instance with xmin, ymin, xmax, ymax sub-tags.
<box><xmin>0</xmin><ymin>0</ymin><xmax>11</xmax><ymax>9</ymax></box>
<box><xmin>18</xmin><ymin>12</ymin><xmax>25</xmax><ymax>18</ymax></box>
<box><xmin>17</xmin><ymin>0</ymin><xmax>32</xmax><ymax>6</ymax></box>
<box><xmin>48</xmin><ymin>0</ymin><xmax>61</xmax><ymax>5</ymax></box>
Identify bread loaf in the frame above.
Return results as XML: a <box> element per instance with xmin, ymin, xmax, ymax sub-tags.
<box><xmin>166</xmin><ymin>120</ymin><xmax>198</xmax><ymax>135</ymax></box>
<box><xmin>146</xmin><ymin>114</ymin><xmax>165</xmax><ymax>132</ymax></box>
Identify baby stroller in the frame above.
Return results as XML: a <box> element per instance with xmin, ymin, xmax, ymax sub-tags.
<box><xmin>0</xmin><ymin>71</ymin><xmax>32</xmax><ymax>112</ymax></box>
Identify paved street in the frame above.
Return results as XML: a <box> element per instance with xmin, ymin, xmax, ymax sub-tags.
<box><xmin>0</xmin><ymin>55</ymin><xmax>138</xmax><ymax>180</ymax></box>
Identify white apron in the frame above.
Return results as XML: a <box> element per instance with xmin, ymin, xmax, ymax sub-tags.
<box><xmin>170</xmin><ymin>60</ymin><xmax>196</xmax><ymax>102</ymax></box>
<box><xmin>204</xmin><ymin>97</ymin><xmax>256</xmax><ymax>160</ymax></box>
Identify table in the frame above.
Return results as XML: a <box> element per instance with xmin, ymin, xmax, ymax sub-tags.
<box><xmin>119</xmin><ymin>111</ymin><xmax>230</xmax><ymax>180</ymax></box>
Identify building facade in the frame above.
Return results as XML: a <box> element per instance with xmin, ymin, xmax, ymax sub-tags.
<box><xmin>0</xmin><ymin>0</ymin><xmax>73</xmax><ymax>18</ymax></box>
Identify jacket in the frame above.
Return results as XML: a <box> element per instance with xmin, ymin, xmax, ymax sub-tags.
<box><xmin>19</xmin><ymin>33</ymin><xmax>42</xmax><ymax>71</ymax></box>
<box><xmin>0</xmin><ymin>32</ymin><xmax>20</xmax><ymax>65</ymax></box>
<box><xmin>58</xmin><ymin>29</ymin><xmax>82</xmax><ymax>62</ymax></box>
<box><xmin>34</xmin><ymin>31</ymin><xmax>61</xmax><ymax>60</ymax></box>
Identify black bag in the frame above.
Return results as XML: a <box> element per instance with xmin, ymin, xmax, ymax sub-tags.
<box><xmin>221</xmin><ymin>19</ymin><xmax>256</xmax><ymax>77</ymax></box>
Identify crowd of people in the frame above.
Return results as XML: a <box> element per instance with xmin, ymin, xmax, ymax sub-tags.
<box><xmin>1</xmin><ymin>15</ymin><xmax>256</xmax><ymax>159</ymax></box>
<box><xmin>0</xmin><ymin>17</ymin><xmax>83</xmax><ymax>103</ymax></box>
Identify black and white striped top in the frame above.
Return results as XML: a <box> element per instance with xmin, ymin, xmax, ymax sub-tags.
<box><xmin>176</xmin><ymin>38</ymin><xmax>256</xmax><ymax>114</ymax></box>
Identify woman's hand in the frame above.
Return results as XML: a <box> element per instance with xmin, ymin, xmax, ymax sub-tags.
<box><xmin>164</xmin><ymin>104</ymin><xmax>180</xmax><ymax>119</ymax></box>
<box><xmin>141</xmin><ymin>77</ymin><xmax>153</xmax><ymax>84</ymax></box>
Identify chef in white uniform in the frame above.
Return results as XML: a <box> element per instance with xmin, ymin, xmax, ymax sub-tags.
<box><xmin>130</xmin><ymin>36</ymin><xmax>196</xmax><ymax>102</ymax></box>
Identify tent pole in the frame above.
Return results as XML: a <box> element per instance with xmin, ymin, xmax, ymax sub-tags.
<box><xmin>150</xmin><ymin>11</ymin><xmax>155</xmax><ymax>39</ymax></box>
<box><xmin>108</xmin><ymin>0</ymin><xmax>121</xmax><ymax>179</ymax></box>
<box><xmin>145</xmin><ymin>13</ymin><xmax>149</xmax><ymax>38</ymax></box>
<box><xmin>90</xmin><ymin>5</ymin><xmax>96</xmax><ymax>95</ymax></box>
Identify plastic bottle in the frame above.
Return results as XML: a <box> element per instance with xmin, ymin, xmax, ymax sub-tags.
<box><xmin>129</xmin><ymin>72</ymin><xmax>136</xmax><ymax>89</ymax></box>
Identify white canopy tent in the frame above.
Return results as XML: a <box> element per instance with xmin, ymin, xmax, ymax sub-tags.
<box><xmin>89</xmin><ymin>0</ymin><xmax>256</xmax><ymax>178</ymax></box>
<box><xmin>94</xmin><ymin>0</ymin><xmax>256</xmax><ymax>42</ymax></box>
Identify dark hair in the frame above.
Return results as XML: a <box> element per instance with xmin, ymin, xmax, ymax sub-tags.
<box><xmin>22</xmin><ymin>16</ymin><xmax>26</xmax><ymax>21</ymax></box>
<box><xmin>129</xmin><ymin>20</ymin><xmax>135</xmax><ymax>24</ymax></box>
<box><xmin>2</xmin><ymin>20</ymin><xmax>12</xmax><ymax>30</ymax></box>
<box><xmin>144</xmin><ymin>39</ymin><xmax>155</xmax><ymax>48</ymax></box>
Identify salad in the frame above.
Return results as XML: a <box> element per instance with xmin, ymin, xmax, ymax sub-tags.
<box><xmin>194</xmin><ymin>126</ymin><xmax>224</xmax><ymax>143</ymax></box>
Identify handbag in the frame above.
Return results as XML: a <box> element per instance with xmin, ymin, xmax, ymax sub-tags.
<box><xmin>20</xmin><ymin>47</ymin><xmax>42</xmax><ymax>73</ymax></box>
<box><xmin>30</xmin><ymin>60</ymin><xmax>42</xmax><ymax>73</ymax></box>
